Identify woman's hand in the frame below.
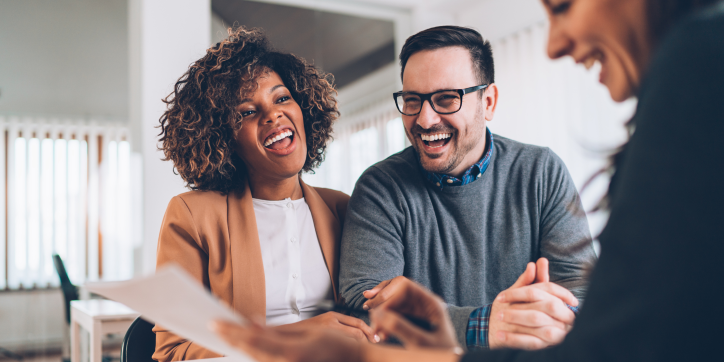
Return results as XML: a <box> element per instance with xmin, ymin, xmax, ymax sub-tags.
<box><xmin>212</xmin><ymin>319</ymin><xmax>364</xmax><ymax>362</ymax></box>
<box><xmin>273</xmin><ymin>311</ymin><xmax>377</xmax><ymax>343</ymax></box>
<box><xmin>369</xmin><ymin>278</ymin><xmax>460</xmax><ymax>352</ymax></box>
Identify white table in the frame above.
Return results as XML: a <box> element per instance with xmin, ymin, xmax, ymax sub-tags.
<box><xmin>70</xmin><ymin>299</ymin><xmax>140</xmax><ymax>362</ymax></box>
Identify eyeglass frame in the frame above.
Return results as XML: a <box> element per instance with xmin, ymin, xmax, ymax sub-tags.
<box><xmin>392</xmin><ymin>84</ymin><xmax>489</xmax><ymax>116</ymax></box>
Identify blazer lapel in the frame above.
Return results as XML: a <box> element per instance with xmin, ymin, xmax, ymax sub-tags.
<box><xmin>301</xmin><ymin>180</ymin><xmax>341</xmax><ymax>302</ymax></box>
<box><xmin>227</xmin><ymin>182</ymin><xmax>266</xmax><ymax>321</ymax></box>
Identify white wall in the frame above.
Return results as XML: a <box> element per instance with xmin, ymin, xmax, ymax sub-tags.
<box><xmin>0</xmin><ymin>289</ymin><xmax>64</xmax><ymax>352</ymax></box>
<box><xmin>457</xmin><ymin>0</ymin><xmax>547</xmax><ymax>41</ymax></box>
<box><xmin>0</xmin><ymin>0</ymin><xmax>128</xmax><ymax>120</ymax></box>
<box><xmin>128</xmin><ymin>0</ymin><xmax>211</xmax><ymax>275</ymax></box>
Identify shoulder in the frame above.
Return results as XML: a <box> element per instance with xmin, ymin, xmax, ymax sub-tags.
<box><xmin>492</xmin><ymin>134</ymin><xmax>562</xmax><ymax>169</ymax></box>
<box><xmin>357</xmin><ymin>147</ymin><xmax>419</xmax><ymax>186</ymax></box>
<box><xmin>173</xmin><ymin>190</ymin><xmax>228</xmax><ymax>211</ymax></box>
<box><xmin>313</xmin><ymin>187</ymin><xmax>350</xmax><ymax>209</ymax></box>
<box><xmin>644</xmin><ymin>3</ymin><xmax>724</xmax><ymax>97</ymax></box>
<box><xmin>635</xmin><ymin>3</ymin><xmax>724</xmax><ymax>136</ymax></box>
<box><xmin>166</xmin><ymin>190</ymin><xmax>230</xmax><ymax>228</ymax></box>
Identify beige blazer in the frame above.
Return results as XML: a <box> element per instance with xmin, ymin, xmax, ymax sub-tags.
<box><xmin>152</xmin><ymin>180</ymin><xmax>349</xmax><ymax>361</ymax></box>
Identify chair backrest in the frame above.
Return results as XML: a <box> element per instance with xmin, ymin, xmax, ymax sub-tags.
<box><xmin>52</xmin><ymin>253</ymin><xmax>79</xmax><ymax>324</ymax></box>
<box><xmin>121</xmin><ymin>317</ymin><xmax>156</xmax><ymax>362</ymax></box>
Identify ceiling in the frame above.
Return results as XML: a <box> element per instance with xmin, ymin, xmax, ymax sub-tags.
<box><xmin>211</xmin><ymin>0</ymin><xmax>395</xmax><ymax>88</ymax></box>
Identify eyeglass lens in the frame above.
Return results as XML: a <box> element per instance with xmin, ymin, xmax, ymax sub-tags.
<box><xmin>395</xmin><ymin>91</ymin><xmax>462</xmax><ymax>115</ymax></box>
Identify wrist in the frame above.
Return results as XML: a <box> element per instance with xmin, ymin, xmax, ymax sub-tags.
<box><xmin>357</xmin><ymin>341</ymin><xmax>376</xmax><ymax>362</ymax></box>
<box><xmin>362</xmin><ymin>344</ymin><xmax>462</xmax><ymax>362</ymax></box>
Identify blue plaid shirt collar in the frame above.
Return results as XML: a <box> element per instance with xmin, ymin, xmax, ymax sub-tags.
<box><xmin>421</xmin><ymin>128</ymin><xmax>494</xmax><ymax>191</ymax></box>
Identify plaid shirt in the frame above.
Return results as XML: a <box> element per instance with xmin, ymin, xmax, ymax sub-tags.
<box><xmin>423</xmin><ymin>129</ymin><xmax>494</xmax><ymax>189</ymax></box>
<box><xmin>466</xmin><ymin>303</ymin><xmax>580</xmax><ymax>350</ymax></box>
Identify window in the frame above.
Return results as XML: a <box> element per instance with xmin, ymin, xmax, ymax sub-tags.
<box><xmin>385</xmin><ymin>117</ymin><xmax>406</xmax><ymax>157</ymax></box>
<box><xmin>349</xmin><ymin>127</ymin><xmax>379</xmax><ymax>188</ymax></box>
<box><xmin>0</xmin><ymin>117</ymin><xmax>135</xmax><ymax>290</ymax></box>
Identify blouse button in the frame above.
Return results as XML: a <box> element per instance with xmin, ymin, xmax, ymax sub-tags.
<box><xmin>290</xmin><ymin>237</ymin><xmax>296</xmax><ymax>243</ymax></box>
<box><xmin>286</xmin><ymin>202</ymin><xmax>293</xmax><ymax>209</ymax></box>
<box><xmin>292</xmin><ymin>273</ymin><xmax>298</xmax><ymax>279</ymax></box>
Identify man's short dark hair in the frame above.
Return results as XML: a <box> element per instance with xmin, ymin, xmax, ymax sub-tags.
<box><xmin>399</xmin><ymin>26</ymin><xmax>495</xmax><ymax>87</ymax></box>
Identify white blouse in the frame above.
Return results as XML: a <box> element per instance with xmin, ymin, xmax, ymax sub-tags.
<box><xmin>252</xmin><ymin>197</ymin><xmax>333</xmax><ymax>326</ymax></box>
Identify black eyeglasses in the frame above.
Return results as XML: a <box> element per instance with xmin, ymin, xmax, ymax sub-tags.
<box><xmin>393</xmin><ymin>84</ymin><xmax>489</xmax><ymax>116</ymax></box>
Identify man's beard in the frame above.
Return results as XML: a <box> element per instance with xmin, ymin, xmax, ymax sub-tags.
<box><xmin>406</xmin><ymin>110</ymin><xmax>486</xmax><ymax>175</ymax></box>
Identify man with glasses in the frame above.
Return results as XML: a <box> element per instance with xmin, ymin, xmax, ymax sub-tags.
<box><xmin>339</xmin><ymin>26</ymin><xmax>596</xmax><ymax>351</ymax></box>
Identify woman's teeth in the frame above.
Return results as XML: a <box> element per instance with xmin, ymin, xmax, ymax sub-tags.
<box><xmin>420</xmin><ymin>133</ymin><xmax>452</xmax><ymax>142</ymax></box>
<box><xmin>264</xmin><ymin>130</ymin><xmax>293</xmax><ymax>147</ymax></box>
<box><xmin>583</xmin><ymin>52</ymin><xmax>604</xmax><ymax>70</ymax></box>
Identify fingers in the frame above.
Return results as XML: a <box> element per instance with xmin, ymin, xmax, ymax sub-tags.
<box><xmin>363</xmin><ymin>276</ymin><xmax>407</xmax><ymax>310</ymax></box>
<box><xmin>335</xmin><ymin>324</ymin><xmax>370</xmax><ymax>342</ymax></box>
<box><xmin>494</xmin><ymin>330</ymin><xmax>553</xmax><ymax>350</ymax></box>
<box><xmin>336</xmin><ymin>314</ymin><xmax>377</xmax><ymax>343</ymax></box>
<box><xmin>371</xmin><ymin>308</ymin><xmax>432</xmax><ymax>347</ymax></box>
<box><xmin>496</xmin><ymin>321</ymin><xmax>567</xmax><ymax>345</ymax></box>
<box><xmin>499</xmin><ymin>309</ymin><xmax>568</xmax><ymax>330</ymax></box>
<box><xmin>510</xmin><ymin>262</ymin><xmax>536</xmax><ymax>289</ymax></box>
<box><xmin>498</xmin><ymin>283</ymin><xmax>578</xmax><ymax>307</ymax></box>
<box><xmin>362</xmin><ymin>279</ymin><xmax>392</xmax><ymax>301</ymax></box>
<box><xmin>508</xmin><ymin>299</ymin><xmax>576</xmax><ymax>325</ymax></box>
<box><xmin>535</xmin><ymin>258</ymin><xmax>550</xmax><ymax>283</ymax></box>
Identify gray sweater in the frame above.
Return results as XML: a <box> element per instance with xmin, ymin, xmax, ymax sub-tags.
<box><xmin>339</xmin><ymin>135</ymin><xmax>597</xmax><ymax>348</ymax></box>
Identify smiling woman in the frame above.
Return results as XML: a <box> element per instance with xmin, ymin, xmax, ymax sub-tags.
<box><xmin>154</xmin><ymin>27</ymin><xmax>376</xmax><ymax>361</ymax></box>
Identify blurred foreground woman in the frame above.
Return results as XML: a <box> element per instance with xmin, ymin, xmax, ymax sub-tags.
<box><xmin>212</xmin><ymin>0</ymin><xmax>724</xmax><ymax>361</ymax></box>
<box><xmin>154</xmin><ymin>27</ymin><xmax>374</xmax><ymax>361</ymax></box>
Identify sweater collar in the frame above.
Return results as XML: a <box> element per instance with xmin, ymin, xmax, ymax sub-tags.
<box><xmin>420</xmin><ymin>128</ymin><xmax>494</xmax><ymax>191</ymax></box>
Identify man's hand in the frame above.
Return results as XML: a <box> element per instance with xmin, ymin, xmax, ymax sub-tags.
<box><xmin>488</xmin><ymin>258</ymin><xmax>579</xmax><ymax>350</ymax></box>
<box><xmin>369</xmin><ymin>278</ymin><xmax>460</xmax><ymax>351</ymax></box>
<box><xmin>273</xmin><ymin>311</ymin><xmax>377</xmax><ymax>343</ymax></box>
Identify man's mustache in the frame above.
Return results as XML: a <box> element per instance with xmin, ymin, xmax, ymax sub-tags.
<box><xmin>409</xmin><ymin>124</ymin><xmax>456</xmax><ymax>135</ymax></box>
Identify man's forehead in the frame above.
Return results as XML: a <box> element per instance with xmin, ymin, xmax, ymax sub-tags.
<box><xmin>402</xmin><ymin>46</ymin><xmax>477</xmax><ymax>92</ymax></box>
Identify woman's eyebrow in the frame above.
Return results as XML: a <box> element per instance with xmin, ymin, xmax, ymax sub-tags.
<box><xmin>239</xmin><ymin>84</ymin><xmax>286</xmax><ymax>105</ymax></box>
<box><xmin>269</xmin><ymin>84</ymin><xmax>286</xmax><ymax>93</ymax></box>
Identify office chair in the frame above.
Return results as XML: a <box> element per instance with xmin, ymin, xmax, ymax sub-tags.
<box><xmin>52</xmin><ymin>254</ymin><xmax>121</xmax><ymax>362</ymax></box>
<box><xmin>52</xmin><ymin>254</ymin><xmax>79</xmax><ymax>362</ymax></box>
<box><xmin>52</xmin><ymin>254</ymin><xmax>80</xmax><ymax>325</ymax></box>
<box><xmin>120</xmin><ymin>317</ymin><xmax>156</xmax><ymax>362</ymax></box>
<box><xmin>0</xmin><ymin>346</ymin><xmax>23</xmax><ymax>361</ymax></box>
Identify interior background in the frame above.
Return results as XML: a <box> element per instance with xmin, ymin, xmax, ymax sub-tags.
<box><xmin>0</xmin><ymin>0</ymin><xmax>633</xmax><ymax>356</ymax></box>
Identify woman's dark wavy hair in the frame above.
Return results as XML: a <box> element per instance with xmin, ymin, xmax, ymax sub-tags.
<box><xmin>158</xmin><ymin>27</ymin><xmax>338</xmax><ymax>194</ymax></box>
<box><xmin>592</xmin><ymin>0</ymin><xmax>720</xmax><ymax>211</ymax></box>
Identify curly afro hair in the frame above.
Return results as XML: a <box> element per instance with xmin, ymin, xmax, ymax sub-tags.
<box><xmin>158</xmin><ymin>26</ymin><xmax>339</xmax><ymax>194</ymax></box>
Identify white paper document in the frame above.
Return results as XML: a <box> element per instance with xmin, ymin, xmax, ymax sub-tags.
<box><xmin>85</xmin><ymin>264</ymin><xmax>255</xmax><ymax>362</ymax></box>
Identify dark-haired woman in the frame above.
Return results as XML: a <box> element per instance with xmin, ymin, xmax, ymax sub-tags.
<box><xmin>152</xmin><ymin>27</ymin><xmax>374</xmax><ymax>361</ymax></box>
<box><xmin>212</xmin><ymin>0</ymin><xmax>724</xmax><ymax>361</ymax></box>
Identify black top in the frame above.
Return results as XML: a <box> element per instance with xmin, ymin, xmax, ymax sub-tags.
<box><xmin>463</xmin><ymin>3</ymin><xmax>724</xmax><ymax>362</ymax></box>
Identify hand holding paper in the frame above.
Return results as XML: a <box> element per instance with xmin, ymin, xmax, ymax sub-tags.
<box><xmin>85</xmin><ymin>264</ymin><xmax>255</xmax><ymax>362</ymax></box>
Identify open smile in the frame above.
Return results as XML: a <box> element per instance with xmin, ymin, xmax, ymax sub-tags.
<box><xmin>262</xmin><ymin>127</ymin><xmax>297</xmax><ymax>156</ymax></box>
<box><xmin>419</xmin><ymin>132</ymin><xmax>453</xmax><ymax>153</ymax></box>
<box><xmin>577</xmin><ymin>50</ymin><xmax>607</xmax><ymax>84</ymax></box>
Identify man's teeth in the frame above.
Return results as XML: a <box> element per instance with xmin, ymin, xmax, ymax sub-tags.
<box><xmin>420</xmin><ymin>133</ymin><xmax>452</xmax><ymax>142</ymax></box>
<box><xmin>264</xmin><ymin>130</ymin><xmax>293</xmax><ymax>147</ymax></box>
